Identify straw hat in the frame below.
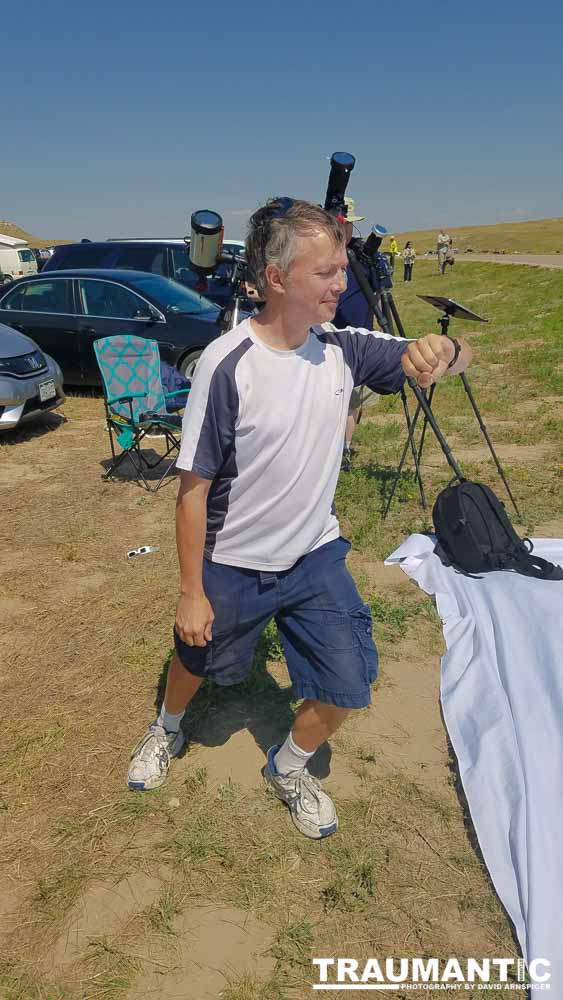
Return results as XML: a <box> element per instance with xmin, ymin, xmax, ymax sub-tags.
<box><xmin>343</xmin><ymin>197</ymin><xmax>365</xmax><ymax>222</ymax></box>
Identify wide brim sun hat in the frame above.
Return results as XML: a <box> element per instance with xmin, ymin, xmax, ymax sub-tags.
<box><xmin>343</xmin><ymin>197</ymin><xmax>365</xmax><ymax>222</ymax></box>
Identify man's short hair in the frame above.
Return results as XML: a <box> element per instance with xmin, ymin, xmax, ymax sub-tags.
<box><xmin>246</xmin><ymin>198</ymin><xmax>346</xmax><ymax>297</ymax></box>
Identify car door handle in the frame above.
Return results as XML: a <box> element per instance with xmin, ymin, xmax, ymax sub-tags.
<box><xmin>78</xmin><ymin>325</ymin><xmax>97</xmax><ymax>334</ymax></box>
<box><xmin>11</xmin><ymin>322</ymin><xmax>25</xmax><ymax>332</ymax></box>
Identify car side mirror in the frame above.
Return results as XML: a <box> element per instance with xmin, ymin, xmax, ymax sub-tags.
<box><xmin>136</xmin><ymin>305</ymin><xmax>162</xmax><ymax>322</ymax></box>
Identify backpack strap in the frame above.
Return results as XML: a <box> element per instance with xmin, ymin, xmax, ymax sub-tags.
<box><xmin>493</xmin><ymin>539</ymin><xmax>563</xmax><ymax>581</ymax></box>
<box><xmin>434</xmin><ymin>539</ymin><xmax>484</xmax><ymax>579</ymax></box>
<box><xmin>433</xmin><ymin>540</ymin><xmax>452</xmax><ymax>567</ymax></box>
<box><xmin>510</xmin><ymin>551</ymin><xmax>563</xmax><ymax>581</ymax></box>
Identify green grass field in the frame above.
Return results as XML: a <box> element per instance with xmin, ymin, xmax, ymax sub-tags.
<box><xmin>0</xmin><ymin>259</ymin><xmax>561</xmax><ymax>999</ymax></box>
<box><xmin>336</xmin><ymin>258</ymin><xmax>562</xmax><ymax>562</ymax></box>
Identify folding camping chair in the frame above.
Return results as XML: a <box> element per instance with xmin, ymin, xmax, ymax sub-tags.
<box><xmin>94</xmin><ymin>335</ymin><xmax>190</xmax><ymax>492</ymax></box>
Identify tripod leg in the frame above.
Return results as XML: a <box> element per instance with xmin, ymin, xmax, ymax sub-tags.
<box><xmin>382</xmin><ymin>391</ymin><xmax>426</xmax><ymax>519</ymax></box>
<box><xmin>401</xmin><ymin>387</ymin><xmax>427</xmax><ymax>508</ymax></box>
<box><xmin>416</xmin><ymin>384</ymin><xmax>436</xmax><ymax>464</ymax></box>
<box><xmin>387</xmin><ymin>293</ymin><xmax>407</xmax><ymax>339</ymax></box>
<box><xmin>388</xmin><ymin>290</ymin><xmax>437</xmax><ymax>464</ymax></box>
<box><xmin>381</xmin><ymin>293</ymin><xmax>395</xmax><ymax>335</ymax></box>
<box><xmin>459</xmin><ymin>372</ymin><xmax>521</xmax><ymax>517</ymax></box>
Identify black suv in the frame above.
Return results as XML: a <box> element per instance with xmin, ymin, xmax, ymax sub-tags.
<box><xmin>30</xmin><ymin>248</ymin><xmax>52</xmax><ymax>272</ymax></box>
<box><xmin>43</xmin><ymin>239</ymin><xmax>242</xmax><ymax>307</ymax></box>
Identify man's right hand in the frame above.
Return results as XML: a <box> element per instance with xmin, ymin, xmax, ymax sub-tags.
<box><xmin>175</xmin><ymin>592</ymin><xmax>215</xmax><ymax>647</ymax></box>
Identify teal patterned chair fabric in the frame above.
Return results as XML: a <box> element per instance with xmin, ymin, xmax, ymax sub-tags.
<box><xmin>93</xmin><ymin>335</ymin><xmax>189</xmax><ymax>491</ymax></box>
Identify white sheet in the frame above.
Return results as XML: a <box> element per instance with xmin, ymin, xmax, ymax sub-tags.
<box><xmin>386</xmin><ymin>534</ymin><xmax>563</xmax><ymax>987</ymax></box>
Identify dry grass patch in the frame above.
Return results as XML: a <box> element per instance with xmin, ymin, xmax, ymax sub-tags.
<box><xmin>1</xmin><ymin>261</ymin><xmax>561</xmax><ymax>996</ymax></box>
<box><xmin>391</xmin><ymin>215</ymin><xmax>563</xmax><ymax>253</ymax></box>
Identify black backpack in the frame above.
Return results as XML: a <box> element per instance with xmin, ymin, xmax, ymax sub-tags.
<box><xmin>433</xmin><ymin>481</ymin><xmax>563</xmax><ymax>580</ymax></box>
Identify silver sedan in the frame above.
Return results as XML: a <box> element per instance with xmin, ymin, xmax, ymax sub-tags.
<box><xmin>0</xmin><ymin>321</ymin><xmax>64</xmax><ymax>431</ymax></box>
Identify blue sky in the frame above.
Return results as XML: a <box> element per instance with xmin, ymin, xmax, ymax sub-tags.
<box><xmin>2</xmin><ymin>0</ymin><xmax>562</xmax><ymax>241</ymax></box>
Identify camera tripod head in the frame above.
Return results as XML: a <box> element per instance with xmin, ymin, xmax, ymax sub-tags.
<box><xmin>417</xmin><ymin>295</ymin><xmax>488</xmax><ymax>323</ymax></box>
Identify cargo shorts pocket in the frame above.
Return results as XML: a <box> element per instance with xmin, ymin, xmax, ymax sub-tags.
<box><xmin>290</xmin><ymin>603</ymin><xmax>375</xmax><ymax>652</ymax></box>
<box><xmin>350</xmin><ymin>603</ymin><xmax>376</xmax><ymax>647</ymax></box>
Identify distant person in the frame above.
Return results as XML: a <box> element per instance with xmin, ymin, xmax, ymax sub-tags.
<box><xmin>243</xmin><ymin>279</ymin><xmax>265</xmax><ymax>304</ymax></box>
<box><xmin>388</xmin><ymin>235</ymin><xmax>399</xmax><ymax>274</ymax></box>
<box><xmin>437</xmin><ymin>228</ymin><xmax>450</xmax><ymax>274</ymax></box>
<box><xmin>403</xmin><ymin>241</ymin><xmax>416</xmax><ymax>281</ymax></box>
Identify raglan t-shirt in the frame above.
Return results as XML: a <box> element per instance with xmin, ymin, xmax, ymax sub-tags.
<box><xmin>176</xmin><ymin>318</ymin><xmax>408</xmax><ymax>571</ymax></box>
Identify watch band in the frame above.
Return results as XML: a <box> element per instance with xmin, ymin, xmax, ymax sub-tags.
<box><xmin>446</xmin><ymin>336</ymin><xmax>461</xmax><ymax>369</ymax></box>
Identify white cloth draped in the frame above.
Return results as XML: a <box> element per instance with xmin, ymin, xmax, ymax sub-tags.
<box><xmin>385</xmin><ymin>534</ymin><xmax>563</xmax><ymax>989</ymax></box>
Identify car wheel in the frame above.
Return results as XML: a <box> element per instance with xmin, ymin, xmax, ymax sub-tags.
<box><xmin>179</xmin><ymin>350</ymin><xmax>202</xmax><ymax>380</ymax></box>
<box><xmin>1</xmin><ymin>274</ymin><xmax>13</xmax><ymax>286</ymax></box>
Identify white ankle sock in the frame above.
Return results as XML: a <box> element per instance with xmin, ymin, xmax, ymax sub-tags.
<box><xmin>156</xmin><ymin>705</ymin><xmax>184</xmax><ymax>734</ymax></box>
<box><xmin>274</xmin><ymin>731</ymin><xmax>315</xmax><ymax>776</ymax></box>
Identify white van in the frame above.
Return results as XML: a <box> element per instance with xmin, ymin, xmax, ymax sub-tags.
<box><xmin>0</xmin><ymin>235</ymin><xmax>38</xmax><ymax>284</ymax></box>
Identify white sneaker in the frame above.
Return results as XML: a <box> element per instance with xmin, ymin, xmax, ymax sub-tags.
<box><xmin>263</xmin><ymin>745</ymin><xmax>338</xmax><ymax>839</ymax></box>
<box><xmin>128</xmin><ymin>724</ymin><xmax>185</xmax><ymax>791</ymax></box>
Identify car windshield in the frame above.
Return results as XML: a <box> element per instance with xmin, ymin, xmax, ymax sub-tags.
<box><xmin>130</xmin><ymin>274</ymin><xmax>219</xmax><ymax>316</ymax></box>
<box><xmin>223</xmin><ymin>244</ymin><xmax>246</xmax><ymax>257</ymax></box>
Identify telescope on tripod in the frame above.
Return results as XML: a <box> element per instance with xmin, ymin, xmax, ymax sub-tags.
<box><xmin>322</xmin><ymin>151</ymin><xmax>520</xmax><ymax>518</ymax></box>
<box><xmin>381</xmin><ymin>294</ymin><xmax>520</xmax><ymax>518</ymax></box>
<box><xmin>185</xmin><ymin>209</ymin><xmax>252</xmax><ymax>332</ymax></box>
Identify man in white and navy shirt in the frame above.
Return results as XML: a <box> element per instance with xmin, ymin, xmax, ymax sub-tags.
<box><xmin>128</xmin><ymin>198</ymin><xmax>472</xmax><ymax>839</ymax></box>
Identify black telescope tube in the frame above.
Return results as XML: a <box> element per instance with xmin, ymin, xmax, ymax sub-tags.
<box><xmin>324</xmin><ymin>152</ymin><xmax>355</xmax><ymax>213</ymax></box>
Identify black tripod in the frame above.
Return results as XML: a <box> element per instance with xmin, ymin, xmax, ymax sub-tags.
<box><xmin>324</xmin><ymin>149</ymin><xmax>517</xmax><ymax>518</ymax></box>
<box><xmin>382</xmin><ymin>295</ymin><xmax>521</xmax><ymax>519</ymax></box>
<box><xmin>347</xmin><ymin>252</ymin><xmax>465</xmax><ymax>492</ymax></box>
<box><xmin>347</xmin><ymin>249</ymin><xmax>430</xmax><ymax>506</ymax></box>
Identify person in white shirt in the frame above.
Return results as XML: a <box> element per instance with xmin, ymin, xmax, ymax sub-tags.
<box><xmin>128</xmin><ymin>198</ymin><xmax>472</xmax><ymax>840</ymax></box>
<box><xmin>403</xmin><ymin>241</ymin><xmax>416</xmax><ymax>281</ymax></box>
<box><xmin>437</xmin><ymin>229</ymin><xmax>450</xmax><ymax>274</ymax></box>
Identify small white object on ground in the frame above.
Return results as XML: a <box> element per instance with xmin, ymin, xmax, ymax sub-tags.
<box><xmin>127</xmin><ymin>545</ymin><xmax>160</xmax><ymax>559</ymax></box>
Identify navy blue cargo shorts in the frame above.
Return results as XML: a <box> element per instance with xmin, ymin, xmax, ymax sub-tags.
<box><xmin>173</xmin><ymin>536</ymin><xmax>378</xmax><ymax>709</ymax></box>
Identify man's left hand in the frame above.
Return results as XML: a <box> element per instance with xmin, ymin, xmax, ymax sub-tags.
<box><xmin>401</xmin><ymin>334</ymin><xmax>459</xmax><ymax>389</ymax></box>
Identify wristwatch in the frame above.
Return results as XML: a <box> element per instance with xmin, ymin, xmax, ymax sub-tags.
<box><xmin>445</xmin><ymin>336</ymin><xmax>461</xmax><ymax>369</ymax></box>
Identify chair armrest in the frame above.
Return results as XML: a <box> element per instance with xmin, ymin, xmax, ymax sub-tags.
<box><xmin>164</xmin><ymin>388</ymin><xmax>191</xmax><ymax>399</ymax></box>
<box><xmin>107</xmin><ymin>391</ymin><xmax>146</xmax><ymax>405</ymax></box>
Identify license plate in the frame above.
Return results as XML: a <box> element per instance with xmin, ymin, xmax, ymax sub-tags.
<box><xmin>39</xmin><ymin>379</ymin><xmax>56</xmax><ymax>402</ymax></box>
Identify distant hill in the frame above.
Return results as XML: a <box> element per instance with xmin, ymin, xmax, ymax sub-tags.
<box><xmin>384</xmin><ymin>216</ymin><xmax>563</xmax><ymax>254</ymax></box>
<box><xmin>0</xmin><ymin>220</ymin><xmax>69</xmax><ymax>248</ymax></box>
<box><xmin>3</xmin><ymin>214</ymin><xmax>563</xmax><ymax>254</ymax></box>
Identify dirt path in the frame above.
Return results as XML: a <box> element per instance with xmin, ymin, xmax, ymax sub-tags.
<box><xmin>455</xmin><ymin>252</ymin><xmax>563</xmax><ymax>268</ymax></box>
